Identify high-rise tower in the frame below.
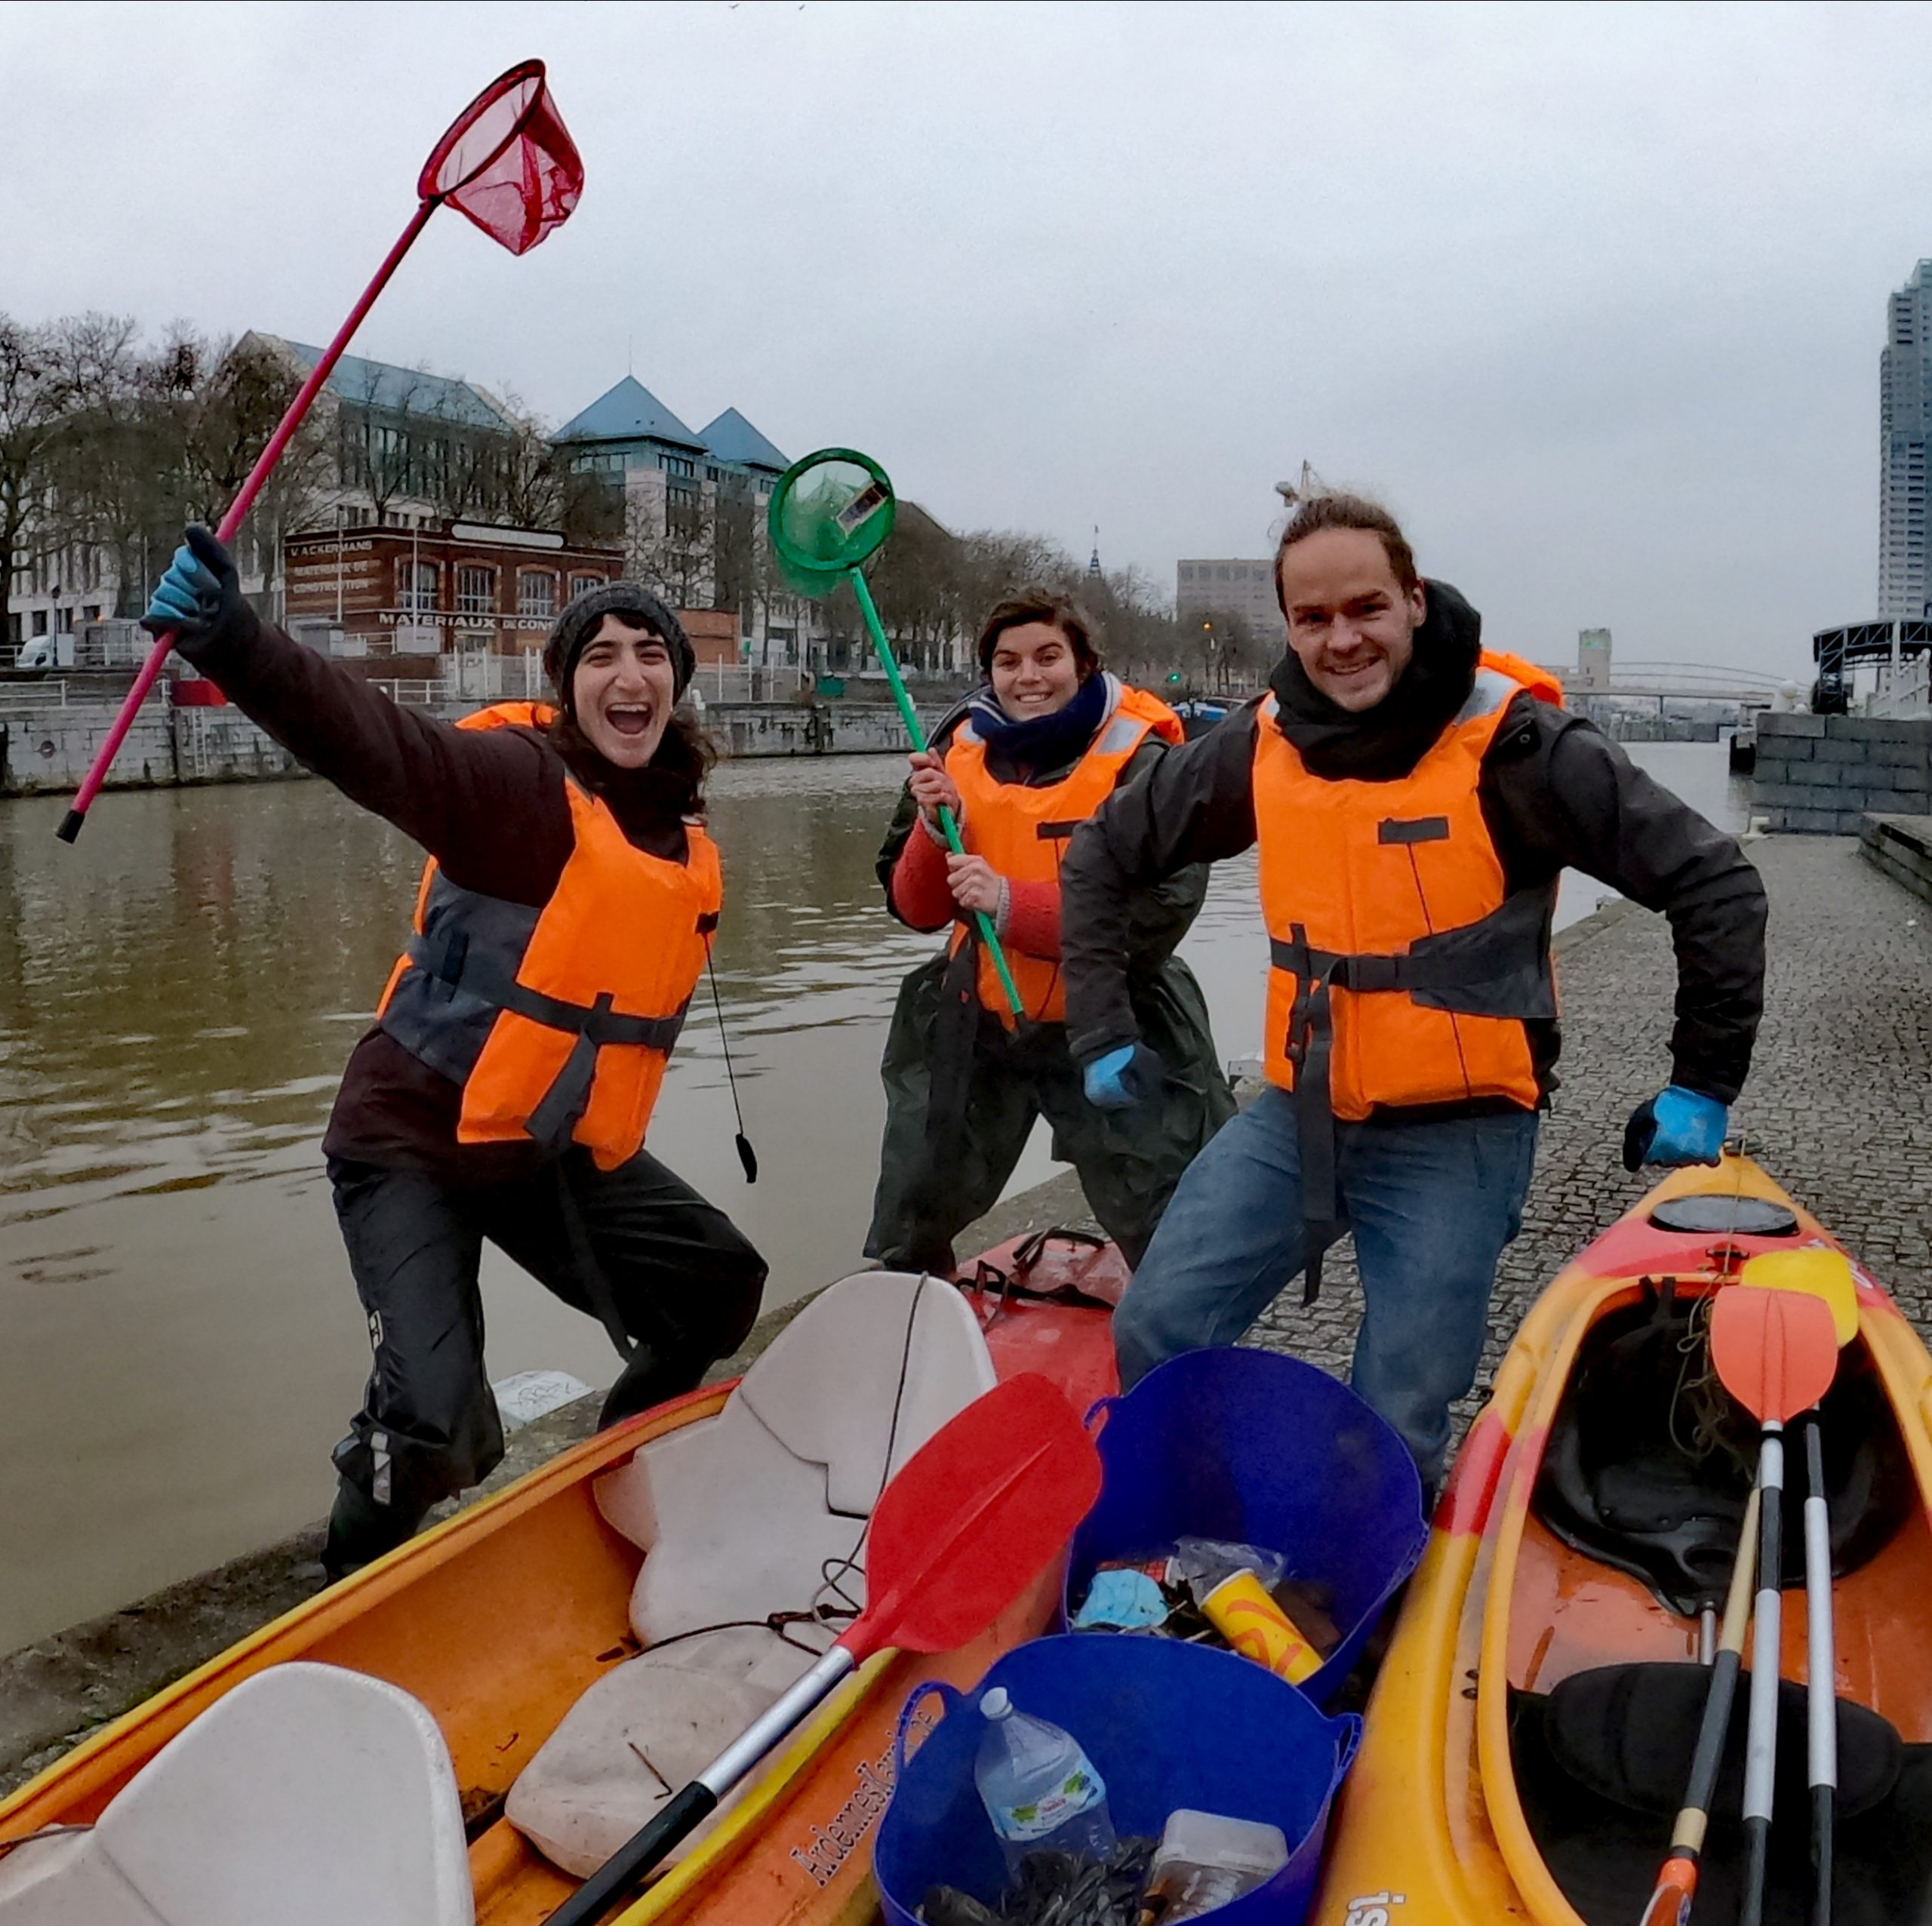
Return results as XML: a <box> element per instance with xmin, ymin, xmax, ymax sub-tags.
<box><xmin>1879</xmin><ymin>260</ymin><xmax>1932</xmax><ymax>618</ymax></box>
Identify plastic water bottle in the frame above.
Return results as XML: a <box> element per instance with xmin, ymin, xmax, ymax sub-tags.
<box><xmin>973</xmin><ymin>1687</ymin><xmax>1116</xmax><ymax>1875</ymax></box>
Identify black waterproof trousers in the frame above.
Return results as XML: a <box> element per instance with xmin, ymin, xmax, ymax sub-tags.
<box><xmin>328</xmin><ymin>1147</ymin><xmax>766</xmax><ymax>1534</ymax></box>
<box><xmin>865</xmin><ymin>949</ymin><xmax>1235</xmax><ymax>1277</ymax></box>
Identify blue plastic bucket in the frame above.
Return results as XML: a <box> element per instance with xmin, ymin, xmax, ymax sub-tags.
<box><xmin>1065</xmin><ymin>1347</ymin><xmax>1429</xmax><ymax>1704</ymax></box>
<box><xmin>874</xmin><ymin>1634</ymin><xmax>1360</xmax><ymax>1926</ymax></box>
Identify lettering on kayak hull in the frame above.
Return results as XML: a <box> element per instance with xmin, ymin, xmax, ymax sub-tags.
<box><xmin>788</xmin><ymin>1703</ymin><xmax>940</xmax><ymax>1889</ymax></box>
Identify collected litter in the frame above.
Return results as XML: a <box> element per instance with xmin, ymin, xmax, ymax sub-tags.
<box><xmin>920</xmin><ymin>1838</ymin><xmax>1155</xmax><ymax>1926</ymax></box>
<box><xmin>975</xmin><ymin>1688</ymin><xmax>1117</xmax><ymax>1872</ymax></box>
<box><xmin>1137</xmin><ymin>1809</ymin><xmax>1288</xmax><ymax>1922</ymax></box>
<box><xmin>1070</xmin><ymin>1537</ymin><xmax>1340</xmax><ymax>1687</ymax></box>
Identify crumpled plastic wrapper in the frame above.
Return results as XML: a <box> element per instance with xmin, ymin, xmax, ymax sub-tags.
<box><xmin>920</xmin><ymin>1838</ymin><xmax>1156</xmax><ymax>1926</ymax></box>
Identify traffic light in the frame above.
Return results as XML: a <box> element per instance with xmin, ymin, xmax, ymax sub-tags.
<box><xmin>1167</xmin><ymin>670</ymin><xmax>1182</xmax><ymax>685</ymax></box>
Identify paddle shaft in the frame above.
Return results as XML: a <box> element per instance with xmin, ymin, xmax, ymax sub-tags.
<box><xmin>56</xmin><ymin>199</ymin><xmax>438</xmax><ymax>842</ymax></box>
<box><xmin>848</xmin><ymin>572</ymin><xmax>1024</xmax><ymax>1016</ymax></box>
<box><xmin>546</xmin><ymin>1644</ymin><xmax>857</xmax><ymax>1926</ymax></box>
<box><xmin>1638</xmin><ymin>1482</ymin><xmax>1761</xmax><ymax>1926</ymax></box>
<box><xmin>1804</xmin><ymin>1415</ymin><xmax>1835</xmax><ymax>1926</ymax></box>
<box><xmin>546</xmin><ymin>1392</ymin><xmax>1085</xmax><ymax>1924</ymax></box>
<box><xmin>1741</xmin><ymin>1423</ymin><xmax>1786</xmax><ymax>1926</ymax></box>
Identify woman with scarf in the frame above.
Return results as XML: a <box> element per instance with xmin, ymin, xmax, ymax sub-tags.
<box><xmin>865</xmin><ymin>589</ymin><xmax>1234</xmax><ymax>1278</ymax></box>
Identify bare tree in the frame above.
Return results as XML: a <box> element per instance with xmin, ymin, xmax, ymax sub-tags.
<box><xmin>626</xmin><ymin>479</ymin><xmax>713</xmax><ymax>611</ymax></box>
<box><xmin>0</xmin><ymin>312</ymin><xmax>137</xmax><ymax>645</ymax></box>
<box><xmin>46</xmin><ymin>327</ymin><xmax>333</xmax><ymax>617</ymax></box>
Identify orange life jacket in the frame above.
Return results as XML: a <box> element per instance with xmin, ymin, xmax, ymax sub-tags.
<box><xmin>376</xmin><ymin>701</ymin><xmax>721</xmax><ymax>1170</ymax></box>
<box><xmin>1254</xmin><ymin>651</ymin><xmax>1560</xmax><ymax>1227</ymax></box>
<box><xmin>944</xmin><ymin>682</ymin><xmax>1184</xmax><ymax>1023</ymax></box>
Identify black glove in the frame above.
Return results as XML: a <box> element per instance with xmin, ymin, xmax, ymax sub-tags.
<box><xmin>140</xmin><ymin>524</ymin><xmax>243</xmax><ymax>656</ymax></box>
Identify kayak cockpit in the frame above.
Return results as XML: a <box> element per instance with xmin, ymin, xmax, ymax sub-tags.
<box><xmin>503</xmin><ymin>1272</ymin><xmax>997</xmax><ymax>1883</ymax></box>
<box><xmin>1532</xmin><ymin>1281</ymin><xmax>1917</xmax><ymax>1627</ymax></box>
<box><xmin>1485</xmin><ymin>1264</ymin><xmax>1932</xmax><ymax>1924</ymax></box>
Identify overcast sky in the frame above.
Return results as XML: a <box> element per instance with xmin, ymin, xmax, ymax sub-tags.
<box><xmin>7</xmin><ymin>1</ymin><xmax>1932</xmax><ymax>675</ymax></box>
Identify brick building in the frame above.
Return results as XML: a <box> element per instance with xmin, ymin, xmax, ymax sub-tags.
<box><xmin>283</xmin><ymin>522</ymin><xmax>623</xmax><ymax>697</ymax></box>
<box><xmin>281</xmin><ymin>521</ymin><xmax>740</xmax><ymax>701</ymax></box>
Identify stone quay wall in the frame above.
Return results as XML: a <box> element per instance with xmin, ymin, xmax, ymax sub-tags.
<box><xmin>0</xmin><ymin>703</ymin><xmax>306</xmax><ymax>798</ymax></box>
<box><xmin>0</xmin><ymin>700</ymin><xmax>937</xmax><ymax>800</ymax></box>
<box><xmin>1751</xmin><ymin>712</ymin><xmax>1932</xmax><ymax>833</ymax></box>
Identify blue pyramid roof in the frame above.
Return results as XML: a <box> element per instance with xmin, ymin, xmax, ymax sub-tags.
<box><xmin>697</xmin><ymin>407</ymin><xmax>789</xmax><ymax>474</ymax></box>
<box><xmin>282</xmin><ymin>342</ymin><xmax>512</xmax><ymax>430</ymax></box>
<box><xmin>555</xmin><ymin>376</ymin><xmax>705</xmax><ymax>450</ymax></box>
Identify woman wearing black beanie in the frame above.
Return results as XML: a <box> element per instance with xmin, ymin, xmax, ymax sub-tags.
<box><xmin>140</xmin><ymin>530</ymin><xmax>767</xmax><ymax>1579</ymax></box>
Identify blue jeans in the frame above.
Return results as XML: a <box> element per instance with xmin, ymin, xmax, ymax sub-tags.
<box><xmin>1112</xmin><ymin>1086</ymin><xmax>1539</xmax><ymax>1485</ymax></box>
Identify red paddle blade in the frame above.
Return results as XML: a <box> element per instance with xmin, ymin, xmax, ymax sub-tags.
<box><xmin>418</xmin><ymin>59</ymin><xmax>583</xmax><ymax>255</ymax></box>
<box><xmin>850</xmin><ymin>1373</ymin><xmax>1101</xmax><ymax>1659</ymax></box>
<box><xmin>1711</xmin><ymin>1285</ymin><xmax>1838</xmax><ymax>1424</ymax></box>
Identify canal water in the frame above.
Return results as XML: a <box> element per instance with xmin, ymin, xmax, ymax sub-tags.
<box><xmin>0</xmin><ymin>740</ymin><xmax>1749</xmax><ymax>1651</ymax></box>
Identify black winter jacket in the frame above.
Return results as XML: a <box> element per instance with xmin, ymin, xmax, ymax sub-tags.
<box><xmin>1060</xmin><ymin>588</ymin><xmax>1768</xmax><ymax>1111</ymax></box>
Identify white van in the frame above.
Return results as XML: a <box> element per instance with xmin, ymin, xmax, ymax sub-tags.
<box><xmin>15</xmin><ymin>632</ymin><xmax>75</xmax><ymax>671</ymax></box>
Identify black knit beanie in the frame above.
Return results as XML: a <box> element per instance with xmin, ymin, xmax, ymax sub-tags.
<box><xmin>543</xmin><ymin>581</ymin><xmax>696</xmax><ymax>711</ymax></box>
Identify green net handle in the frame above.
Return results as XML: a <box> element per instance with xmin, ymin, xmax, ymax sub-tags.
<box><xmin>851</xmin><ymin>574</ymin><xmax>1025</xmax><ymax>1018</ymax></box>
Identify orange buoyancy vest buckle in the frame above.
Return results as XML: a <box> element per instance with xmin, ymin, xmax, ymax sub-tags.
<box><xmin>401</xmin><ymin>925</ymin><xmax>693</xmax><ymax>1152</ymax></box>
<box><xmin>1272</xmin><ymin>890</ymin><xmax>1556</xmax><ymax>1306</ymax></box>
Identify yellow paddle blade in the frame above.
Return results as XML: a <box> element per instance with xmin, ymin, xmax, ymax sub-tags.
<box><xmin>1740</xmin><ymin>1248</ymin><xmax>1858</xmax><ymax>1347</ymax></box>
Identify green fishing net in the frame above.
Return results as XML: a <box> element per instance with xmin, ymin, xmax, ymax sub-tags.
<box><xmin>767</xmin><ymin>449</ymin><xmax>897</xmax><ymax>597</ymax></box>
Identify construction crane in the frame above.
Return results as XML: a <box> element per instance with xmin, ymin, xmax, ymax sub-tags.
<box><xmin>1273</xmin><ymin>462</ymin><xmax>1329</xmax><ymax>510</ymax></box>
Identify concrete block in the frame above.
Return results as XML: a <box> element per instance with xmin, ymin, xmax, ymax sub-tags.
<box><xmin>1755</xmin><ymin>737</ymin><xmax>1809</xmax><ymax>764</ymax></box>
<box><xmin>1751</xmin><ymin>782</ymin><xmax>1811</xmax><ymax>811</ymax></box>
<box><xmin>1872</xmin><ymin>760</ymin><xmax>1932</xmax><ymax>789</ymax></box>
<box><xmin>1758</xmin><ymin>712</ymin><xmax>1827</xmax><ymax>739</ymax></box>
<box><xmin>1863</xmin><ymin>789</ymin><xmax>1930</xmax><ymax>814</ymax></box>
<box><xmin>1813</xmin><ymin>737</ymin><xmax>1871</xmax><ymax>763</ymax></box>
<box><xmin>1785</xmin><ymin>761</ymin><xmax>1844</xmax><ymax>788</ymax></box>
<box><xmin>1823</xmin><ymin>715</ymin><xmax>1932</xmax><ymax>744</ymax></box>
<box><xmin>1785</xmin><ymin>806</ymin><xmax>1862</xmax><ymax>835</ymax></box>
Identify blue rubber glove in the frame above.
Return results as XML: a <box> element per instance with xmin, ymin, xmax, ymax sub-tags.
<box><xmin>1622</xmin><ymin>1085</ymin><xmax>1729</xmax><ymax>1171</ymax></box>
<box><xmin>141</xmin><ymin>525</ymin><xmax>240</xmax><ymax>652</ymax></box>
<box><xmin>1082</xmin><ymin>1043</ymin><xmax>1163</xmax><ymax>1111</ymax></box>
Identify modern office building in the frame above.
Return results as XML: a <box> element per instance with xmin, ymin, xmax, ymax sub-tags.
<box><xmin>1175</xmin><ymin>557</ymin><xmax>1280</xmax><ymax>641</ymax></box>
<box><xmin>1880</xmin><ymin>260</ymin><xmax>1932</xmax><ymax>620</ymax></box>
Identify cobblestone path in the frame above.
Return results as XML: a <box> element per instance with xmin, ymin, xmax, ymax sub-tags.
<box><xmin>1247</xmin><ymin>835</ymin><xmax>1932</xmax><ymax>1436</ymax></box>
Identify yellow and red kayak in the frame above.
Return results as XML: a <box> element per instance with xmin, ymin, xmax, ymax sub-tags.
<box><xmin>1311</xmin><ymin>1155</ymin><xmax>1932</xmax><ymax>1926</ymax></box>
<box><xmin>0</xmin><ymin>1239</ymin><xmax>1122</xmax><ymax>1926</ymax></box>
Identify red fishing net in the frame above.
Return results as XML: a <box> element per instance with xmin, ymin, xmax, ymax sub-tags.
<box><xmin>418</xmin><ymin>59</ymin><xmax>583</xmax><ymax>256</ymax></box>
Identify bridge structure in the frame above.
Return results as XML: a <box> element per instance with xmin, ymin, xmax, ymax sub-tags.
<box><xmin>1565</xmin><ymin>661</ymin><xmax>1795</xmax><ymax>715</ymax></box>
<box><xmin>1812</xmin><ymin>619</ymin><xmax>1932</xmax><ymax>718</ymax></box>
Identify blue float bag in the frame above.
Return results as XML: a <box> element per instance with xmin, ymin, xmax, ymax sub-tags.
<box><xmin>1065</xmin><ymin>1348</ymin><xmax>1429</xmax><ymax>1703</ymax></box>
<box><xmin>874</xmin><ymin>1633</ymin><xmax>1360</xmax><ymax>1926</ymax></box>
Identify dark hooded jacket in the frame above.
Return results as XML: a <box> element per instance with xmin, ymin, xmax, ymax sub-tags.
<box><xmin>1059</xmin><ymin>581</ymin><xmax>1769</xmax><ymax>1112</ymax></box>
<box><xmin>173</xmin><ymin>600</ymin><xmax>707</xmax><ymax>1181</ymax></box>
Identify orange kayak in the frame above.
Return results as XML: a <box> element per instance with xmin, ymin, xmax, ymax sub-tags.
<box><xmin>0</xmin><ymin>1241</ymin><xmax>1121</xmax><ymax>1926</ymax></box>
<box><xmin>1310</xmin><ymin>1156</ymin><xmax>1932</xmax><ymax>1926</ymax></box>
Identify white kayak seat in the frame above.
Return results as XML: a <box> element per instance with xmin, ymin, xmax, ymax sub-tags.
<box><xmin>506</xmin><ymin>1626</ymin><xmax>818</xmax><ymax>1878</ymax></box>
<box><xmin>595</xmin><ymin>1271</ymin><xmax>995</xmax><ymax>1645</ymax></box>
<box><xmin>0</xmin><ymin>1661</ymin><xmax>472</xmax><ymax>1926</ymax></box>
<box><xmin>737</xmin><ymin>1269</ymin><xmax>999</xmax><ymax>1514</ymax></box>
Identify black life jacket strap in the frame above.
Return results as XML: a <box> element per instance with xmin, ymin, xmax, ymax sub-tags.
<box><xmin>405</xmin><ymin>932</ymin><xmax>691</xmax><ymax>1154</ymax></box>
<box><xmin>1271</xmin><ymin>891</ymin><xmax>1553</xmax><ymax>1305</ymax></box>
